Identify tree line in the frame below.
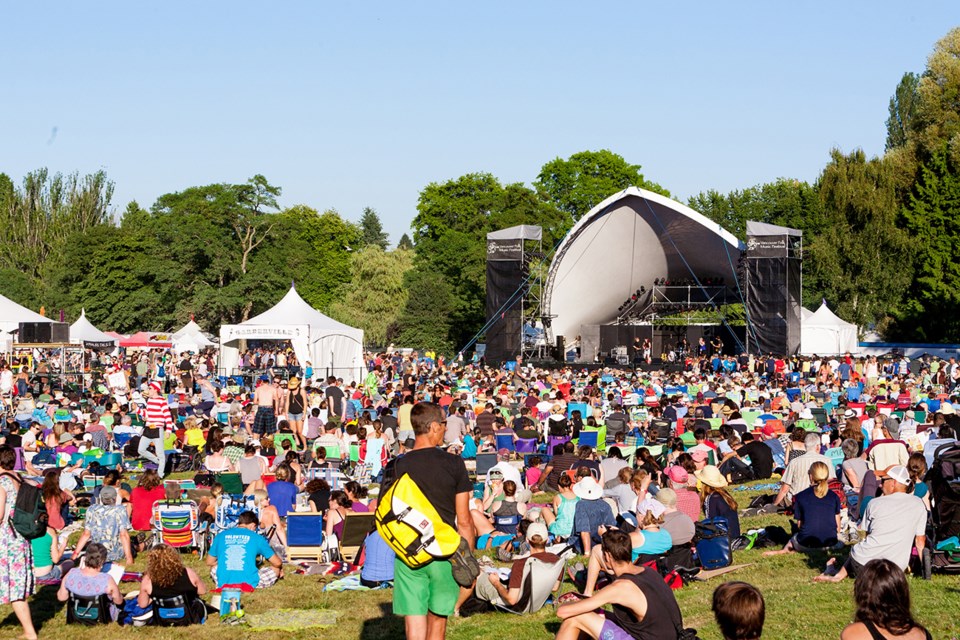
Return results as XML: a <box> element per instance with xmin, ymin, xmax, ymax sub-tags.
<box><xmin>2</xmin><ymin>27</ymin><xmax>959</xmax><ymax>349</ymax></box>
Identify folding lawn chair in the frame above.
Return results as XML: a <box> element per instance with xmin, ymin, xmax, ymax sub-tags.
<box><xmin>152</xmin><ymin>500</ymin><xmax>205</xmax><ymax>557</ymax></box>
<box><xmin>286</xmin><ymin>512</ymin><xmax>326</xmax><ymax>562</ymax></box>
<box><xmin>338</xmin><ymin>513</ymin><xmax>376</xmax><ymax>563</ymax></box>
<box><xmin>493</xmin><ymin>552</ymin><xmax>569</xmax><ymax>614</ymax></box>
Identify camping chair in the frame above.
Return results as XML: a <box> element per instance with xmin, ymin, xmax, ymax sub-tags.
<box><xmin>810</xmin><ymin>407</ymin><xmax>828</xmax><ymax>427</ymax></box>
<box><xmin>824</xmin><ymin>447</ymin><xmax>845</xmax><ymax>471</ymax></box>
<box><xmin>152</xmin><ymin>500</ymin><xmax>204</xmax><ymax>556</ymax></box>
<box><xmin>794</xmin><ymin>419</ymin><xmax>818</xmax><ymax>432</ymax></box>
<box><xmin>66</xmin><ymin>593</ymin><xmax>113</xmax><ymax>625</ymax></box>
<box><xmin>286</xmin><ymin>512</ymin><xmax>325</xmax><ymax>562</ymax></box>
<box><xmin>493</xmin><ymin>554</ymin><xmax>568</xmax><ymax>614</ymax></box>
<box><xmin>303</xmin><ymin>466</ymin><xmax>349</xmax><ymax>490</ymax></box>
<box><xmin>610</xmin><ymin>444</ymin><xmax>636</xmax><ymax>467</ymax></box>
<box><xmin>492</xmin><ymin>512</ymin><xmax>522</xmax><ymax>536</ymax></box>
<box><xmin>217</xmin><ymin>472</ymin><xmax>243</xmax><ymax>495</ymax></box>
<box><xmin>213</xmin><ymin>494</ymin><xmax>259</xmax><ymax>534</ymax></box>
<box><xmin>567</xmin><ymin>402</ymin><xmax>589</xmax><ymax>421</ymax></box>
<box><xmin>338</xmin><ymin>513</ymin><xmax>376</xmax><ymax>563</ymax></box>
<box><xmin>273</xmin><ymin>433</ymin><xmax>299</xmax><ymax>451</ymax></box>
<box><xmin>322</xmin><ymin>445</ymin><xmax>341</xmax><ymax>460</ymax></box>
<box><xmin>151</xmin><ymin>594</ymin><xmax>207</xmax><ymax>626</ymax></box>
<box><xmin>577</xmin><ymin>430</ymin><xmax>599</xmax><ymax>450</ymax></box>
<box><xmin>495</xmin><ymin>434</ymin><xmax>516</xmax><ymax>453</ymax></box>
<box><xmin>515</xmin><ymin>438</ymin><xmax>537</xmax><ymax>454</ymax></box>
<box><xmin>547</xmin><ymin>436</ymin><xmax>571</xmax><ymax>455</ymax></box>
<box><xmin>475</xmin><ymin>453</ymin><xmax>499</xmax><ymax>479</ymax></box>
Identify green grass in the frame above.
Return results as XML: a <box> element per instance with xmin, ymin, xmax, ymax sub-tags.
<box><xmin>2</xmin><ymin>479</ymin><xmax>959</xmax><ymax>639</ymax></box>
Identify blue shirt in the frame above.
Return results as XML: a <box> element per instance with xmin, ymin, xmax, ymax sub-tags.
<box><xmin>209</xmin><ymin>527</ymin><xmax>274</xmax><ymax>588</ymax></box>
<box><xmin>792</xmin><ymin>486</ymin><xmax>841</xmax><ymax>548</ymax></box>
<box><xmin>571</xmin><ymin>499</ymin><xmax>615</xmax><ymax>552</ymax></box>
<box><xmin>266</xmin><ymin>480</ymin><xmax>298</xmax><ymax>517</ymax></box>
<box><xmin>360</xmin><ymin>530</ymin><xmax>396</xmax><ymax>582</ymax></box>
<box><xmin>631</xmin><ymin>528</ymin><xmax>673</xmax><ymax>560</ymax></box>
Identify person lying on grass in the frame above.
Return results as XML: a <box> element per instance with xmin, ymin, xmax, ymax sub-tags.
<box><xmin>555</xmin><ymin>529</ymin><xmax>685</xmax><ymax>640</ymax></box>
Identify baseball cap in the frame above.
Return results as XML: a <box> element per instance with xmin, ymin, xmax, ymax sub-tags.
<box><xmin>100</xmin><ymin>485</ymin><xmax>119</xmax><ymax>504</ymax></box>
<box><xmin>877</xmin><ymin>465</ymin><xmax>911</xmax><ymax>486</ymax></box>
<box><xmin>690</xmin><ymin>449</ymin><xmax>708</xmax><ymax>463</ymax></box>
<box><xmin>525</xmin><ymin>522</ymin><xmax>548</xmax><ymax>542</ymax></box>
<box><xmin>664</xmin><ymin>465</ymin><xmax>689</xmax><ymax>484</ymax></box>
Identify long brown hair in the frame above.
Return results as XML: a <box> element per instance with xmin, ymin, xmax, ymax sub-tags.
<box><xmin>42</xmin><ymin>469</ymin><xmax>62</xmax><ymax>503</ymax></box>
<box><xmin>853</xmin><ymin>559</ymin><xmax>926</xmax><ymax>636</ymax></box>
<box><xmin>147</xmin><ymin>544</ymin><xmax>187</xmax><ymax>589</ymax></box>
<box><xmin>701</xmin><ymin>483</ymin><xmax>738</xmax><ymax>511</ymax></box>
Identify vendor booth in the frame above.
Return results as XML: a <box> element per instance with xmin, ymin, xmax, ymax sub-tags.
<box><xmin>172</xmin><ymin>318</ymin><xmax>216</xmax><ymax>353</ymax></box>
<box><xmin>219</xmin><ymin>285</ymin><xmax>364</xmax><ymax>384</ymax></box>
<box><xmin>69</xmin><ymin>309</ymin><xmax>118</xmax><ymax>350</ymax></box>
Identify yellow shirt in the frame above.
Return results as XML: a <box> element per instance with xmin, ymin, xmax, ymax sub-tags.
<box><xmin>398</xmin><ymin>403</ymin><xmax>413</xmax><ymax>430</ymax></box>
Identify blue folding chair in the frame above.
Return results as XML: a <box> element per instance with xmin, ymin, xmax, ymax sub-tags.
<box><xmin>515</xmin><ymin>438</ymin><xmax>537</xmax><ymax>454</ymax></box>
<box><xmin>496</xmin><ymin>434</ymin><xmax>516</xmax><ymax>452</ymax></box>
<box><xmin>577</xmin><ymin>431</ymin><xmax>599</xmax><ymax>449</ymax></box>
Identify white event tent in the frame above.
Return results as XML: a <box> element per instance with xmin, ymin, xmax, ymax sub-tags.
<box><xmin>800</xmin><ymin>302</ymin><xmax>859</xmax><ymax>356</ymax></box>
<box><xmin>0</xmin><ymin>293</ymin><xmax>52</xmax><ymax>349</ymax></box>
<box><xmin>172</xmin><ymin>318</ymin><xmax>216</xmax><ymax>353</ymax></box>
<box><xmin>219</xmin><ymin>285</ymin><xmax>364</xmax><ymax>383</ymax></box>
<box><xmin>69</xmin><ymin>309</ymin><xmax>117</xmax><ymax>348</ymax></box>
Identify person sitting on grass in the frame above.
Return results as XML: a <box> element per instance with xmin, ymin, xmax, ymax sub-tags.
<box><xmin>695</xmin><ymin>465</ymin><xmax>741</xmax><ymax>540</ymax></box>
<box><xmin>455</xmin><ymin>522</ymin><xmax>561</xmax><ymax>612</ymax></box>
<box><xmin>57</xmin><ymin>542</ymin><xmax>124</xmax><ymax>622</ymax></box>
<box><xmin>206</xmin><ymin>510</ymin><xmax>282</xmax><ymax>589</ymax></box>
<box><xmin>541</xmin><ymin>472</ymin><xmax>579</xmax><ymax>540</ymax></box>
<box><xmin>815</xmin><ymin>465</ymin><xmax>926</xmax><ymax>583</ymax></box>
<box><xmin>555</xmin><ymin>529</ymin><xmax>685</xmax><ymax>640</ymax></box>
<box><xmin>712</xmin><ymin>581</ymin><xmax>765</xmax><ymax>640</ymax></box>
<box><xmin>137</xmin><ymin>543</ymin><xmax>208</xmax><ymax>623</ymax></box>
<box><xmin>72</xmin><ymin>486</ymin><xmax>134</xmax><ymax>566</ymax></box>
<box><xmin>580</xmin><ymin>511</ymin><xmax>674</xmax><ymax>596</ymax></box>
<box><xmin>764</xmin><ymin>461</ymin><xmax>842</xmax><ymax>557</ymax></box>
<box><xmin>471</xmin><ymin>479</ymin><xmax>527</xmax><ymax>550</ymax></box>
<box><xmin>840</xmin><ymin>558</ymin><xmax>931</xmax><ymax>640</ymax></box>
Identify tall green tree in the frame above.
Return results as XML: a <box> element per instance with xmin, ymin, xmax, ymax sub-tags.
<box><xmin>283</xmin><ymin>206</ymin><xmax>361</xmax><ymax>311</ymax></box>
<box><xmin>328</xmin><ymin>246</ymin><xmax>413</xmax><ymax>345</ymax></box>
<box><xmin>913</xmin><ymin>27</ymin><xmax>960</xmax><ymax>158</ymax></box>
<box><xmin>885</xmin><ymin>72</ymin><xmax>921</xmax><ymax>151</ymax></box>
<box><xmin>534</xmin><ymin>150</ymin><xmax>670</xmax><ymax>228</ymax></box>
<box><xmin>688</xmin><ymin>178</ymin><xmax>822</xmax><ymax>241</ymax></box>
<box><xmin>397</xmin><ymin>233</ymin><xmax>414</xmax><ymax>250</ymax></box>
<box><xmin>394</xmin><ymin>269</ymin><xmax>455</xmax><ymax>353</ymax></box>
<box><xmin>358</xmin><ymin>207</ymin><xmax>389</xmax><ymax>249</ymax></box>
<box><xmin>805</xmin><ymin>149</ymin><xmax>912</xmax><ymax>334</ymax></box>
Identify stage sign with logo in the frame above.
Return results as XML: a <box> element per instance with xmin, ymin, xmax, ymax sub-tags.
<box><xmin>746</xmin><ymin>235</ymin><xmax>801</xmax><ymax>259</ymax></box>
<box><xmin>221</xmin><ymin>324</ymin><xmax>309</xmax><ymax>343</ymax></box>
<box><xmin>487</xmin><ymin>239</ymin><xmax>522</xmax><ymax>261</ymax></box>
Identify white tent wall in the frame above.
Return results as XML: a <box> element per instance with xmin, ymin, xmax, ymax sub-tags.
<box><xmin>0</xmin><ymin>293</ymin><xmax>51</xmax><ymax>334</ymax></box>
<box><xmin>800</xmin><ymin>303</ymin><xmax>858</xmax><ymax>356</ymax></box>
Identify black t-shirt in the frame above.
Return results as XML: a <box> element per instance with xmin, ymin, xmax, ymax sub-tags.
<box><xmin>325</xmin><ymin>386</ymin><xmax>345</xmax><ymax>416</ymax></box>
<box><xmin>380</xmin><ymin>413</ymin><xmax>398</xmax><ymax>434</ymax></box>
<box><xmin>392</xmin><ymin>447</ymin><xmax>471</xmax><ymax>529</ymax></box>
<box><xmin>179</xmin><ymin>359</ymin><xmax>192</xmax><ymax>372</ymax></box>
<box><xmin>309</xmin><ymin>488</ymin><xmax>330</xmax><ymax>512</ymax></box>
<box><xmin>738</xmin><ymin>440</ymin><xmax>773</xmax><ymax>479</ymax></box>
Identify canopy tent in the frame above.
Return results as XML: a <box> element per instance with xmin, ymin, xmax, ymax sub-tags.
<box><xmin>543</xmin><ymin>187</ymin><xmax>744</xmax><ymax>342</ymax></box>
<box><xmin>120</xmin><ymin>331</ymin><xmax>174</xmax><ymax>349</ymax></box>
<box><xmin>800</xmin><ymin>302</ymin><xmax>858</xmax><ymax>356</ymax></box>
<box><xmin>172</xmin><ymin>318</ymin><xmax>216</xmax><ymax>353</ymax></box>
<box><xmin>0</xmin><ymin>292</ymin><xmax>51</xmax><ymax>334</ymax></box>
<box><xmin>69</xmin><ymin>309</ymin><xmax>117</xmax><ymax>349</ymax></box>
<box><xmin>219</xmin><ymin>285</ymin><xmax>364</xmax><ymax>383</ymax></box>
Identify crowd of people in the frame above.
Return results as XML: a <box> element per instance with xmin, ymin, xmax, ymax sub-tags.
<box><xmin>0</xmin><ymin>345</ymin><xmax>955</xmax><ymax>638</ymax></box>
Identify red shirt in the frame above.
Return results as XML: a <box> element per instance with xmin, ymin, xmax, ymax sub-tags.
<box><xmin>130</xmin><ymin>486</ymin><xmax>166</xmax><ymax>531</ymax></box>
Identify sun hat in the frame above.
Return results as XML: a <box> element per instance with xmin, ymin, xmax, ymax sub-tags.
<box><xmin>573</xmin><ymin>476</ymin><xmax>603</xmax><ymax>500</ymax></box>
<box><xmin>654</xmin><ymin>487</ymin><xmax>678</xmax><ymax>507</ymax></box>
<box><xmin>100</xmin><ymin>485</ymin><xmax>119</xmax><ymax>504</ymax></box>
<box><xmin>938</xmin><ymin>403</ymin><xmax>956</xmax><ymax>415</ymax></box>
<box><xmin>58</xmin><ymin>432</ymin><xmax>73</xmax><ymax>444</ymax></box>
<box><xmin>525</xmin><ymin>522</ymin><xmax>549</xmax><ymax>542</ymax></box>
<box><xmin>288</xmin><ymin>377</ymin><xmax>300</xmax><ymax>389</ymax></box>
<box><xmin>843</xmin><ymin>409</ymin><xmax>857</xmax><ymax>419</ymax></box>
<box><xmin>689</xmin><ymin>449</ymin><xmax>708</xmax><ymax>463</ymax></box>
<box><xmin>877</xmin><ymin>464</ymin><xmax>911</xmax><ymax>486</ymax></box>
<box><xmin>695</xmin><ymin>465</ymin><xmax>729</xmax><ymax>488</ymax></box>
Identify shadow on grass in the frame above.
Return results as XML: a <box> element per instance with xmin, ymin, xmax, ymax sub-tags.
<box><xmin>360</xmin><ymin>602</ymin><xmax>404</xmax><ymax>640</ymax></box>
<box><xmin>544</xmin><ymin>621</ymin><xmax>561</xmax><ymax>635</ymax></box>
<box><xmin>0</xmin><ymin>585</ymin><xmax>64</xmax><ymax>633</ymax></box>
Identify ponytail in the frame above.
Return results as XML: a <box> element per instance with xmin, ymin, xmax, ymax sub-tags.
<box><xmin>810</xmin><ymin>461</ymin><xmax>831</xmax><ymax>499</ymax></box>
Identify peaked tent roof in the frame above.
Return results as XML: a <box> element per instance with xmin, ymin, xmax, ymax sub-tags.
<box><xmin>487</xmin><ymin>225</ymin><xmax>543</xmax><ymax>241</ymax></box>
<box><xmin>0</xmin><ymin>292</ymin><xmax>52</xmax><ymax>333</ymax></box>
<box><xmin>172</xmin><ymin>319</ymin><xmax>209</xmax><ymax>340</ymax></box>
<box><xmin>245</xmin><ymin>285</ymin><xmax>359</xmax><ymax>332</ymax></box>
<box><xmin>805</xmin><ymin>302</ymin><xmax>853</xmax><ymax>328</ymax></box>
<box><xmin>69</xmin><ymin>309</ymin><xmax>117</xmax><ymax>345</ymax></box>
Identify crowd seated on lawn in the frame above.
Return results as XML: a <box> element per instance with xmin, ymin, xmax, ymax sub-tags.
<box><xmin>1</xmin><ymin>348</ymin><xmax>956</xmax><ymax>636</ymax></box>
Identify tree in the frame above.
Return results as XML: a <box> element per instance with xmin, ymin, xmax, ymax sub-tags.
<box><xmin>328</xmin><ymin>246</ymin><xmax>413</xmax><ymax>346</ymax></box>
<box><xmin>688</xmin><ymin>178</ymin><xmax>822</xmax><ymax>241</ymax></box>
<box><xmin>394</xmin><ymin>268</ymin><xmax>455</xmax><ymax>352</ymax></box>
<box><xmin>885</xmin><ymin>72</ymin><xmax>921</xmax><ymax>151</ymax></box>
<box><xmin>534</xmin><ymin>150</ymin><xmax>670</xmax><ymax>228</ymax></box>
<box><xmin>804</xmin><ymin>149</ymin><xmax>912</xmax><ymax>334</ymax></box>
<box><xmin>282</xmin><ymin>206</ymin><xmax>361</xmax><ymax>311</ymax></box>
<box><xmin>897</xmin><ymin>143</ymin><xmax>960</xmax><ymax>340</ymax></box>
<box><xmin>397</xmin><ymin>233</ymin><xmax>414</xmax><ymax>250</ymax></box>
<box><xmin>358</xmin><ymin>207</ymin><xmax>389</xmax><ymax>249</ymax></box>
<box><xmin>913</xmin><ymin>27</ymin><xmax>960</xmax><ymax>158</ymax></box>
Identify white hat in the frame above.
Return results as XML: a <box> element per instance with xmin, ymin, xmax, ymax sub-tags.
<box><xmin>573</xmin><ymin>476</ymin><xmax>603</xmax><ymax>500</ymax></box>
<box><xmin>843</xmin><ymin>409</ymin><xmax>857</xmax><ymax>419</ymax></box>
<box><xmin>878</xmin><ymin>464</ymin><xmax>911</xmax><ymax>486</ymax></box>
<box><xmin>525</xmin><ymin>522</ymin><xmax>549</xmax><ymax>542</ymax></box>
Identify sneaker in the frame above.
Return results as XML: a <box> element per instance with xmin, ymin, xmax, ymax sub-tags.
<box><xmin>449</xmin><ymin>538</ymin><xmax>481</xmax><ymax>588</ymax></box>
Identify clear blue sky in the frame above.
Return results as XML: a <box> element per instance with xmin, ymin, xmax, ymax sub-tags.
<box><xmin>3</xmin><ymin>2</ymin><xmax>957</xmax><ymax>244</ymax></box>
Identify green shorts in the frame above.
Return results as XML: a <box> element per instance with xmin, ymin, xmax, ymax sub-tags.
<box><xmin>393</xmin><ymin>557</ymin><xmax>458</xmax><ymax>617</ymax></box>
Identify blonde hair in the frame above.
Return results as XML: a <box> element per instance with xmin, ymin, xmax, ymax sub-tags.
<box><xmin>809</xmin><ymin>461</ymin><xmax>831</xmax><ymax>499</ymax></box>
<box><xmin>252</xmin><ymin>489</ymin><xmax>268</xmax><ymax>507</ymax></box>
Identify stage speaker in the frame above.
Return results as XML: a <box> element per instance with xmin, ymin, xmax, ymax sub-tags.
<box><xmin>554</xmin><ymin>336</ymin><xmax>565</xmax><ymax>361</ymax></box>
<box><xmin>18</xmin><ymin>322</ymin><xmax>68</xmax><ymax>344</ymax></box>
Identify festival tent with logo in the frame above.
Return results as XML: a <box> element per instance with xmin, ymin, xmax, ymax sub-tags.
<box><xmin>69</xmin><ymin>309</ymin><xmax>117</xmax><ymax>349</ymax></box>
<box><xmin>219</xmin><ymin>285</ymin><xmax>364</xmax><ymax>383</ymax></box>
<box><xmin>800</xmin><ymin>302</ymin><xmax>858</xmax><ymax>356</ymax></box>
<box><xmin>172</xmin><ymin>318</ymin><xmax>216</xmax><ymax>353</ymax></box>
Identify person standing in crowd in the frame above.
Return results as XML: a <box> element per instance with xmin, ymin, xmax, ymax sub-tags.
<box><xmin>253</xmin><ymin>375</ymin><xmax>280</xmax><ymax>436</ymax></box>
<box><xmin>324</xmin><ymin>376</ymin><xmax>347</xmax><ymax>425</ymax></box>
<box><xmin>390</xmin><ymin>402</ymin><xmax>475</xmax><ymax>640</ymax></box>
<box><xmin>143</xmin><ymin>381</ymin><xmax>174</xmax><ymax>477</ymax></box>
<box><xmin>0</xmin><ymin>445</ymin><xmax>38</xmax><ymax>640</ymax></box>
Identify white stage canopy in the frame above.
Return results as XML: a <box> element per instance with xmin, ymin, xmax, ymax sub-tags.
<box><xmin>0</xmin><ymin>292</ymin><xmax>51</xmax><ymax>334</ymax></box>
<box><xmin>800</xmin><ymin>302</ymin><xmax>859</xmax><ymax>356</ymax></box>
<box><xmin>543</xmin><ymin>187</ymin><xmax>744</xmax><ymax>342</ymax></box>
<box><xmin>69</xmin><ymin>309</ymin><xmax>117</xmax><ymax>348</ymax></box>
<box><xmin>219</xmin><ymin>285</ymin><xmax>364</xmax><ymax>383</ymax></box>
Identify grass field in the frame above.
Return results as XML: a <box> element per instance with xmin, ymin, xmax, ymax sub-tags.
<box><xmin>2</xmin><ymin>478</ymin><xmax>958</xmax><ymax>640</ymax></box>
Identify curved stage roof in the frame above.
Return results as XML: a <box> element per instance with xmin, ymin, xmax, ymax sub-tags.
<box><xmin>543</xmin><ymin>187</ymin><xmax>745</xmax><ymax>341</ymax></box>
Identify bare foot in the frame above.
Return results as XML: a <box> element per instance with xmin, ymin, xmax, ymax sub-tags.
<box><xmin>813</xmin><ymin>573</ymin><xmax>841</xmax><ymax>583</ymax></box>
<box><xmin>762</xmin><ymin>548</ymin><xmax>792</xmax><ymax>557</ymax></box>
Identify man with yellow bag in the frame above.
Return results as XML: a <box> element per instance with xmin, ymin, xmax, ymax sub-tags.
<box><xmin>377</xmin><ymin>402</ymin><xmax>476</xmax><ymax>640</ymax></box>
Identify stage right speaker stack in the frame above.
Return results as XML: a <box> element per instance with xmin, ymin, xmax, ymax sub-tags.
<box><xmin>745</xmin><ymin>222</ymin><xmax>802</xmax><ymax>356</ymax></box>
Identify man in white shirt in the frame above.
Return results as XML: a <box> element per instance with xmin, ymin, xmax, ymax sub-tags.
<box><xmin>772</xmin><ymin>432</ymin><xmax>833</xmax><ymax>507</ymax></box>
<box><xmin>816</xmin><ymin>465</ymin><xmax>926</xmax><ymax>582</ymax></box>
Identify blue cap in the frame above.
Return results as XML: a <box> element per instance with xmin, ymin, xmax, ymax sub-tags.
<box><xmin>259</xmin><ymin>374</ymin><xmax>269</xmax><ymax>382</ymax></box>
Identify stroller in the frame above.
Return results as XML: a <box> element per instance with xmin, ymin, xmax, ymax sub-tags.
<box><xmin>926</xmin><ymin>441</ymin><xmax>960</xmax><ymax>574</ymax></box>
<box><xmin>152</xmin><ymin>500</ymin><xmax>206</xmax><ymax>558</ymax></box>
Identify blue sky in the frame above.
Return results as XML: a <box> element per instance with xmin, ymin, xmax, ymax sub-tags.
<box><xmin>3</xmin><ymin>2</ymin><xmax>957</xmax><ymax>244</ymax></box>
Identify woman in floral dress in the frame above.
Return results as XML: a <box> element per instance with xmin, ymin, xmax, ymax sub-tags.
<box><xmin>0</xmin><ymin>445</ymin><xmax>38</xmax><ymax>640</ymax></box>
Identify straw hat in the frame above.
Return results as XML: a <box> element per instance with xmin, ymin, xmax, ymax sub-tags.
<box><xmin>288</xmin><ymin>377</ymin><xmax>301</xmax><ymax>389</ymax></box>
<box><xmin>695</xmin><ymin>465</ymin><xmax>728</xmax><ymax>488</ymax></box>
